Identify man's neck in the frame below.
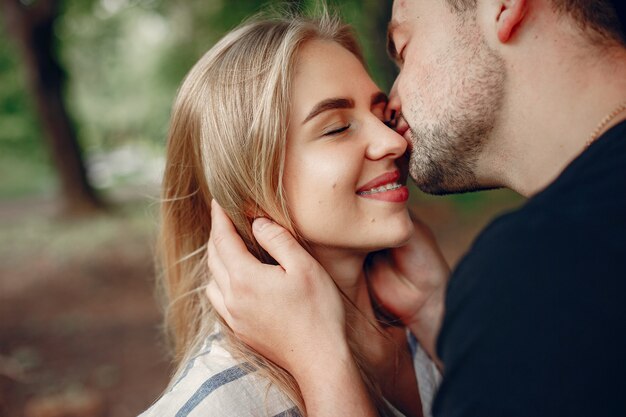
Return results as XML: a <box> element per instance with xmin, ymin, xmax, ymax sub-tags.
<box><xmin>482</xmin><ymin>28</ymin><xmax>626</xmax><ymax>197</ymax></box>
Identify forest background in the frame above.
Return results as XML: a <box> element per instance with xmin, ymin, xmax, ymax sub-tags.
<box><xmin>0</xmin><ymin>1</ymin><xmax>521</xmax><ymax>416</ymax></box>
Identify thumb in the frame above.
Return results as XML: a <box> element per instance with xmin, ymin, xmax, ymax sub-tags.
<box><xmin>368</xmin><ymin>251</ymin><xmax>400</xmax><ymax>302</ymax></box>
<box><xmin>367</xmin><ymin>252</ymin><xmax>403</xmax><ymax>325</ymax></box>
<box><xmin>206</xmin><ymin>280</ymin><xmax>234</xmax><ymax>324</ymax></box>
<box><xmin>252</xmin><ymin>217</ymin><xmax>313</xmax><ymax>271</ymax></box>
<box><xmin>368</xmin><ymin>251</ymin><xmax>393</xmax><ymax>287</ymax></box>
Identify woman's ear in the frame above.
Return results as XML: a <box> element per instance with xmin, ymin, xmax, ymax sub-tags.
<box><xmin>496</xmin><ymin>0</ymin><xmax>527</xmax><ymax>43</ymax></box>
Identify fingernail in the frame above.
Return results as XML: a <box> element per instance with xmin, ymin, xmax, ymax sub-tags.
<box><xmin>253</xmin><ymin>217</ymin><xmax>272</xmax><ymax>231</ymax></box>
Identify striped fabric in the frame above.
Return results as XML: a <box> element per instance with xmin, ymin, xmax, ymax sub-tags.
<box><xmin>139</xmin><ymin>326</ymin><xmax>441</xmax><ymax>417</ymax></box>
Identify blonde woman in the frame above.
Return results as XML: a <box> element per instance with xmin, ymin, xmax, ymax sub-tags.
<box><xmin>140</xmin><ymin>10</ymin><xmax>442</xmax><ymax>417</ymax></box>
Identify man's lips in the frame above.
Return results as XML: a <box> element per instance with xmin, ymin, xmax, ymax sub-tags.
<box><xmin>356</xmin><ymin>170</ymin><xmax>401</xmax><ymax>193</ymax></box>
<box><xmin>396</xmin><ymin>121</ymin><xmax>409</xmax><ymax>138</ymax></box>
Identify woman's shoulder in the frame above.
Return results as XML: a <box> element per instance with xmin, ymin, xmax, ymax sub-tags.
<box><xmin>138</xmin><ymin>330</ymin><xmax>300</xmax><ymax>417</ymax></box>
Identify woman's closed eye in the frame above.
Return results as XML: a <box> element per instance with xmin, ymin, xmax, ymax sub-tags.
<box><xmin>323</xmin><ymin>124</ymin><xmax>351</xmax><ymax>136</ymax></box>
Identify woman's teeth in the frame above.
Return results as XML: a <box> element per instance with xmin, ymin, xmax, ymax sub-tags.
<box><xmin>357</xmin><ymin>182</ymin><xmax>402</xmax><ymax>195</ymax></box>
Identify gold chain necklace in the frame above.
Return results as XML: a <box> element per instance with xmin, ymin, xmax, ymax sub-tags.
<box><xmin>586</xmin><ymin>101</ymin><xmax>626</xmax><ymax>147</ymax></box>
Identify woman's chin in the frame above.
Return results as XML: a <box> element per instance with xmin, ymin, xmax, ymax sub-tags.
<box><xmin>361</xmin><ymin>230</ymin><xmax>415</xmax><ymax>252</ymax></box>
<box><xmin>360</xmin><ymin>215</ymin><xmax>415</xmax><ymax>251</ymax></box>
<box><xmin>383</xmin><ymin>214</ymin><xmax>415</xmax><ymax>248</ymax></box>
<box><xmin>301</xmin><ymin>212</ymin><xmax>415</xmax><ymax>255</ymax></box>
<box><xmin>380</xmin><ymin>232</ymin><xmax>413</xmax><ymax>249</ymax></box>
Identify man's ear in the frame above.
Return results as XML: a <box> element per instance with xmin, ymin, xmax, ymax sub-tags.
<box><xmin>496</xmin><ymin>0</ymin><xmax>527</xmax><ymax>43</ymax></box>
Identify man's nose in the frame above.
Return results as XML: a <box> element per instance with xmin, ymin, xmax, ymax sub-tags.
<box><xmin>385</xmin><ymin>78</ymin><xmax>402</xmax><ymax>124</ymax></box>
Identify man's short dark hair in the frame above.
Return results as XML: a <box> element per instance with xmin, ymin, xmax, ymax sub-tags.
<box><xmin>446</xmin><ymin>0</ymin><xmax>625</xmax><ymax>44</ymax></box>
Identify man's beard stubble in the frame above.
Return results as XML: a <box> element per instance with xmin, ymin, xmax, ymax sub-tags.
<box><xmin>407</xmin><ymin>37</ymin><xmax>506</xmax><ymax>195</ymax></box>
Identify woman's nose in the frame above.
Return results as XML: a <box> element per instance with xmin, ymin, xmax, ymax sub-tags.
<box><xmin>365</xmin><ymin>119</ymin><xmax>408</xmax><ymax>161</ymax></box>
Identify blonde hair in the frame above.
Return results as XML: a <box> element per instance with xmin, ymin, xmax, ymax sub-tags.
<box><xmin>159</xmin><ymin>9</ymin><xmax>393</xmax><ymax>416</ymax></box>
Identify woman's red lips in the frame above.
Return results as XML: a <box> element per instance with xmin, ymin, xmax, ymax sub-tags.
<box><xmin>357</xmin><ymin>170</ymin><xmax>401</xmax><ymax>193</ymax></box>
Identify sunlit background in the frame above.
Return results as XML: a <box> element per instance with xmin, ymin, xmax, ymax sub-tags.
<box><xmin>0</xmin><ymin>0</ymin><xmax>522</xmax><ymax>416</ymax></box>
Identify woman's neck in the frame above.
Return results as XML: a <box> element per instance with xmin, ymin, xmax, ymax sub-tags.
<box><xmin>311</xmin><ymin>247</ymin><xmax>370</xmax><ymax>311</ymax></box>
<box><xmin>310</xmin><ymin>247</ymin><xmax>395</xmax><ymax>352</ymax></box>
<box><xmin>312</xmin><ymin>246</ymin><xmax>422</xmax><ymax>417</ymax></box>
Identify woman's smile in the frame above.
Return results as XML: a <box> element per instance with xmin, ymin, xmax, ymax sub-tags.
<box><xmin>356</xmin><ymin>169</ymin><xmax>409</xmax><ymax>202</ymax></box>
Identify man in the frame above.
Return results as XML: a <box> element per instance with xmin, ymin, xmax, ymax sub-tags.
<box><xmin>207</xmin><ymin>0</ymin><xmax>626</xmax><ymax>416</ymax></box>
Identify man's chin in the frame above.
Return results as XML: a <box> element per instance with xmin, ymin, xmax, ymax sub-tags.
<box><xmin>410</xmin><ymin>173</ymin><xmax>501</xmax><ymax>195</ymax></box>
<box><xmin>418</xmin><ymin>183</ymin><xmax>502</xmax><ymax>196</ymax></box>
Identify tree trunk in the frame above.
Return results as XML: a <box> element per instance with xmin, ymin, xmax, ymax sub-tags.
<box><xmin>1</xmin><ymin>0</ymin><xmax>105</xmax><ymax>216</ymax></box>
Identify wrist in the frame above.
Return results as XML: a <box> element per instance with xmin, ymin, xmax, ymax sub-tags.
<box><xmin>288</xmin><ymin>335</ymin><xmax>353</xmax><ymax>382</ymax></box>
<box><xmin>290</xmin><ymin>340</ymin><xmax>378</xmax><ymax>417</ymax></box>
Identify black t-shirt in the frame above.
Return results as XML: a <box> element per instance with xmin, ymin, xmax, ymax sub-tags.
<box><xmin>433</xmin><ymin>121</ymin><xmax>626</xmax><ymax>417</ymax></box>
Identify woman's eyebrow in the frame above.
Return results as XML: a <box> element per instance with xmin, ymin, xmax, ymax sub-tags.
<box><xmin>302</xmin><ymin>92</ymin><xmax>387</xmax><ymax>125</ymax></box>
<box><xmin>302</xmin><ymin>98</ymin><xmax>354</xmax><ymax>124</ymax></box>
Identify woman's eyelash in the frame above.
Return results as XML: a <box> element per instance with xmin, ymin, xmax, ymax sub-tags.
<box><xmin>324</xmin><ymin>124</ymin><xmax>351</xmax><ymax>136</ymax></box>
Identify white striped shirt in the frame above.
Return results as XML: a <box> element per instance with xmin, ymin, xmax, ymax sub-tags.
<box><xmin>139</xmin><ymin>326</ymin><xmax>441</xmax><ymax>417</ymax></box>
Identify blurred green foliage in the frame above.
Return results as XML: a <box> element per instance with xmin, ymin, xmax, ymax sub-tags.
<box><xmin>0</xmin><ymin>0</ymin><xmax>398</xmax><ymax>199</ymax></box>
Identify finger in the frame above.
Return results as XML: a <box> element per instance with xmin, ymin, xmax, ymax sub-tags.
<box><xmin>206</xmin><ymin>280</ymin><xmax>233</xmax><ymax>324</ymax></box>
<box><xmin>367</xmin><ymin>252</ymin><xmax>403</xmax><ymax>324</ymax></box>
<box><xmin>252</xmin><ymin>217</ymin><xmax>315</xmax><ymax>272</ymax></box>
<box><xmin>211</xmin><ymin>199</ymin><xmax>265</xmax><ymax>274</ymax></box>
<box><xmin>207</xmin><ymin>233</ymin><xmax>231</xmax><ymax>294</ymax></box>
<box><xmin>368</xmin><ymin>251</ymin><xmax>393</xmax><ymax>289</ymax></box>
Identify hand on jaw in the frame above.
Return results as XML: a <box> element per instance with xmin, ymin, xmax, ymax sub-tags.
<box><xmin>207</xmin><ymin>200</ymin><xmax>377</xmax><ymax>417</ymax></box>
<box><xmin>206</xmin><ymin>199</ymin><xmax>449</xmax><ymax>413</ymax></box>
<box><xmin>207</xmin><ymin>199</ymin><xmax>346</xmax><ymax>372</ymax></box>
<box><xmin>368</xmin><ymin>215</ymin><xmax>450</xmax><ymax>370</ymax></box>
